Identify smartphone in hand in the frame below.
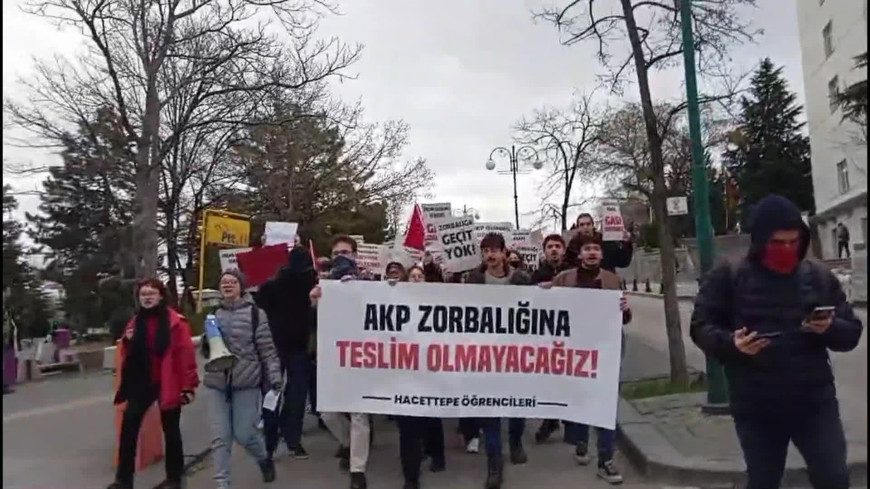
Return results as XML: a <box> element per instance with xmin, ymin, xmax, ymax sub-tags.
<box><xmin>754</xmin><ymin>331</ymin><xmax>783</xmax><ymax>340</ymax></box>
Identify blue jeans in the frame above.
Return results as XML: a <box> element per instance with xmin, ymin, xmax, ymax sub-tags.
<box><xmin>207</xmin><ymin>387</ymin><xmax>268</xmax><ymax>489</ymax></box>
<box><xmin>479</xmin><ymin>418</ymin><xmax>526</xmax><ymax>457</ymax></box>
<box><xmin>263</xmin><ymin>352</ymin><xmax>310</xmax><ymax>454</ymax></box>
<box><xmin>564</xmin><ymin>422</ymin><xmax>615</xmax><ymax>461</ymax></box>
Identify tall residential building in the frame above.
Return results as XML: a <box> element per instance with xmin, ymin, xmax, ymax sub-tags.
<box><xmin>796</xmin><ymin>0</ymin><xmax>867</xmax><ymax>259</ymax></box>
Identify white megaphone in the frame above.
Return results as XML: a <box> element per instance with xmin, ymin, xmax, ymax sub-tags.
<box><xmin>204</xmin><ymin>314</ymin><xmax>237</xmax><ymax>373</ymax></box>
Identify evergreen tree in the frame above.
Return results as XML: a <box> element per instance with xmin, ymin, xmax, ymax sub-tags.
<box><xmin>28</xmin><ymin>108</ymin><xmax>136</xmax><ymax>333</ymax></box>
<box><xmin>3</xmin><ymin>186</ymin><xmax>51</xmax><ymax>339</ymax></box>
<box><xmin>724</xmin><ymin>58</ymin><xmax>814</xmax><ymax>223</ymax></box>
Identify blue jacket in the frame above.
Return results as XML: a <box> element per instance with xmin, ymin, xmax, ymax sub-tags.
<box><xmin>690</xmin><ymin>195</ymin><xmax>862</xmax><ymax>414</ymax></box>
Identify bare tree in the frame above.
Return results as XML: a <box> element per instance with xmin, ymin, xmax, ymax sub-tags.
<box><xmin>6</xmin><ymin>0</ymin><xmax>360</xmax><ymax>277</ymax></box>
<box><xmin>536</xmin><ymin>0</ymin><xmax>757</xmax><ymax>384</ymax></box>
<box><xmin>515</xmin><ymin>91</ymin><xmax>607</xmax><ymax>231</ymax></box>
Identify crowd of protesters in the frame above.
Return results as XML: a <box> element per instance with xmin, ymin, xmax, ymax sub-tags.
<box><xmin>107</xmin><ymin>194</ymin><xmax>861</xmax><ymax>489</ymax></box>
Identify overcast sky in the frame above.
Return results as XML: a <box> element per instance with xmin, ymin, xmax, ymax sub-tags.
<box><xmin>3</xmin><ymin>0</ymin><xmax>808</xmax><ymax>234</ymax></box>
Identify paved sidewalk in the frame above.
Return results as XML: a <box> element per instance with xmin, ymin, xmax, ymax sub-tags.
<box><xmin>182</xmin><ymin>415</ymin><xmax>664</xmax><ymax>489</ymax></box>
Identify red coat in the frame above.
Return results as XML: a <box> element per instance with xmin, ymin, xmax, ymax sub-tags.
<box><xmin>118</xmin><ymin>308</ymin><xmax>200</xmax><ymax>411</ymax></box>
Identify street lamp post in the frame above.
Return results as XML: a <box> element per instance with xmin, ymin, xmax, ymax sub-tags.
<box><xmin>486</xmin><ymin>145</ymin><xmax>542</xmax><ymax>229</ymax></box>
<box><xmin>680</xmin><ymin>0</ymin><xmax>729</xmax><ymax>413</ymax></box>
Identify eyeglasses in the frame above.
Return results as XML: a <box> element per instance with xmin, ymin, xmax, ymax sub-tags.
<box><xmin>332</xmin><ymin>249</ymin><xmax>353</xmax><ymax>258</ymax></box>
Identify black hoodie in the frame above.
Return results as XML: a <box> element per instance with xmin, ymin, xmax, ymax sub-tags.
<box><xmin>256</xmin><ymin>246</ymin><xmax>317</xmax><ymax>361</ymax></box>
<box><xmin>690</xmin><ymin>195</ymin><xmax>863</xmax><ymax>414</ymax></box>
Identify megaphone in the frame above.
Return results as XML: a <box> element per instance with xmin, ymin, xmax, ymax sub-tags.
<box><xmin>204</xmin><ymin>314</ymin><xmax>237</xmax><ymax>373</ymax></box>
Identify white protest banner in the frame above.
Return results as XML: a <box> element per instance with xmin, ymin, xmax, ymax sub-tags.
<box><xmin>516</xmin><ymin>244</ymin><xmax>541</xmax><ymax>272</ymax></box>
<box><xmin>421</xmin><ymin>202</ymin><xmax>452</xmax><ymax>222</ymax></box>
<box><xmin>474</xmin><ymin>222</ymin><xmax>514</xmax><ymax>242</ymax></box>
<box><xmin>600</xmin><ymin>202</ymin><xmax>624</xmax><ymax>241</ymax></box>
<box><xmin>219</xmin><ymin>247</ymin><xmax>252</xmax><ymax>272</ymax></box>
<box><xmin>316</xmin><ymin>281</ymin><xmax>623</xmax><ymax>429</ymax></box>
<box><xmin>357</xmin><ymin>243</ymin><xmax>386</xmax><ymax>275</ymax></box>
<box><xmin>350</xmin><ymin>235</ymin><xmax>365</xmax><ymax>245</ymax></box>
<box><xmin>436</xmin><ymin>216</ymin><xmax>479</xmax><ymax>273</ymax></box>
<box><xmin>264</xmin><ymin>222</ymin><xmax>299</xmax><ymax>247</ymax></box>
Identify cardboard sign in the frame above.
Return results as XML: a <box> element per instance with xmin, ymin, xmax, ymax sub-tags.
<box><xmin>600</xmin><ymin>202</ymin><xmax>624</xmax><ymax>242</ymax></box>
<box><xmin>437</xmin><ymin>216</ymin><xmax>479</xmax><ymax>273</ymax></box>
<box><xmin>219</xmin><ymin>247</ymin><xmax>253</xmax><ymax>272</ymax></box>
<box><xmin>509</xmin><ymin>229</ymin><xmax>532</xmax><ymax>247</ymax></box>
<box><xmin>421</xmin><ymin>203</ymin><xmax>453</xmax><ymax>222</ymax></box>
<box><xmin>236</xmin><ymin>244</ymin><xmax>290</xmax><ymax>287</ymax></box>
<box><xmin>474</xmin><ymin>222</ymin><xmax>514</xmax><ymax>242</ymax></box>
<box><xmin>666</xmin><ymin>197</ymin><xmax>688</xmax><ymax>216</ymax></box>
<box><xmin>264</xmin><ymin>222</ymin><xmax>298</xmax><ymax>247</ymax></box>
<box><xmin>357</xmin><ymin>243</ymin><xmax>386</xmax><ymax>275</ymax></box>
<box><xmin>516</xmin><ymin>244</ymin><xmax>541</xmax><ymax>272</ymax></box>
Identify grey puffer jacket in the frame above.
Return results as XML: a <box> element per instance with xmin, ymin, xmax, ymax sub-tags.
<box><xmin>204</xmin><ymin>296</ymin><xmax>282</xmax><ymax>392</ymax></box>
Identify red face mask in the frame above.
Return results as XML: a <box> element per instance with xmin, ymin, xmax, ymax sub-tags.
<box><xmin>762</xmin><ymin>242</ymin><xmax>800</xmax><ymax>274</ymax></box>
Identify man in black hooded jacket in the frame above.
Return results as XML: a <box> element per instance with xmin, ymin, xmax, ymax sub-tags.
<box><xmin>256</xmin><ymin>245</ymin><xmax>318</xmax><ymax>461</ymax></box>
<box><xmin>690</xmin><ymin>194</ymin><xmax>862</xmax><ymax>489</ymax></box>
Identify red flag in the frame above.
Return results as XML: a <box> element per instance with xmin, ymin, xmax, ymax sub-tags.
<box><xmin>403</xmin><ymin>204</ymin><xmax>426</xmax><ymax>251</ymax></box>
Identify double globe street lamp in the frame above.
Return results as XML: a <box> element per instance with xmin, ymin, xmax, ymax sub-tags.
<box><xmin>486</xmin><ymin>145</ymin><xmax>542</xmax><ymax>229</ymax></box>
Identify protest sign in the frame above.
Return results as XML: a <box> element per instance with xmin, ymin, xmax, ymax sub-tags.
<box><xmin>357</xmin><ymin>244</ymin><xmax>386</xmax><ymax>275</ymax></box>
<box><xmin>509</xmin><ymin>229</ymin><xmax>532</xmax><ymax>247</ymax></box>
<box><xmin>219</xmin><ymin>247</ymin><xmax>252</xmax><ymax>272</ymax></box>
<box><xmin>350</xmin><ymin>235</ymin><xmax>365</xmax><ymax>245</ymax></box>
<box><xmin>421</xmin><ymin>203</ymin><xmax>452</xmax><ymax>222</ymax></box>
<box><xmin>473</xmin><ymin>222</ymin><xmax>513</xmax><ymax>242</ymax></box>
<box><xmin>264</xmin><ymin>222</ymin><xmax>298</xmax><ymax>247</ymax></box>
<box><xmin>600</xmin><ymin>202</ymin><xmax>624</xmax><ymax>241</ymax></box>
<box><xmin>515</xmin><ymin>244</ymin><xmax>541</xmax><ymax>272</ymax></box>
<box><xmin>316</xmin><ymin>281</ymin><xmax>623</xmax><ymax>429</ymax></box>
<box><xmin>435</xmin><ymin>216</ymin><xmax>478</xmax><ymax>273</ymax></box>
<box><xmin>236</xmin><ymin>244</ymin><xmax>289</xmax><ymax>288</ymax></box>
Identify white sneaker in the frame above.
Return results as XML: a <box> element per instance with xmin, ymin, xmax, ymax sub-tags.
<box><xmin>466</xmin><ymin>437</ymin><xmax>480</xmax><ymax>454</ymax></box>
<box><xmin>257</xmin><ymin>419</ymin><xmax>264</xmax><ymax>431</ymax></box>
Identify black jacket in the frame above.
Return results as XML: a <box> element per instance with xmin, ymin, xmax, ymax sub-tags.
<box><xmin>690</xmin><ymin>195</ymin><xmax>862</xmax><ymax>414</ymax></box>
<box><xmin>255</xmin><ymin>246</ymin><xmax>317</xmax><ymax>362</ymax></box>
<box><xmin>565</xmin><ymin>232</ymin><xmax>633</xmax><ymax>273</ymax></box>
<box><xmin>531</xmin><ymin>259</ymin><xmax>568</xmax><ymax>284</ymax></box>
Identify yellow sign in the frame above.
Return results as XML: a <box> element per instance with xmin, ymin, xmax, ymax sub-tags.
<box><xmin>206</xmin><ymin>215</ymin><xmax>250</xmax><ymax>247</ymax></box>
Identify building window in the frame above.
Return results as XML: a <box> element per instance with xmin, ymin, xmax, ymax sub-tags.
<box><xmin>823</xmin><ymin>22</ymin><xmax>834</xmax><ymax>58</ymax></box>
<box><xmin>837</xmin><ymin>160</ymin><xmax>850</xmax><ymax>193</ymax></box>
<box><xmin>829</xmin><ymin>76</ymin><xmax>840</xmax><ymax>113</ymax></box>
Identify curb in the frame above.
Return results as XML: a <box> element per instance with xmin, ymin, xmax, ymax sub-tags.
<box><xmin>615</xmin><ymin>396</ymin><xmax>868</xmax><ymax>487</ymax></box>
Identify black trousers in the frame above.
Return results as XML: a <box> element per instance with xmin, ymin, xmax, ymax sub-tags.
<box><xmin>734</xmin><ymin>397</ymin><xmax>849</xmax><ymax>489</ymax></box>
<box><xmin>397</xmin><ymin>416</ymin><xmax>445</xmax><ymax>482</ymax></box>
<box><xmin>263</xmin><ymin>353</ymin><xmax>310</xmax><ymax>455</ymax></box>
<box><xmin>116</xmin><ymin>393</ymin><xmax>184</xmax><ymax>485</ymax></box>
<box><xmin>839</xmin><ymin>241</ymin><xmax>851</xmax><ymax>259</ymax></box>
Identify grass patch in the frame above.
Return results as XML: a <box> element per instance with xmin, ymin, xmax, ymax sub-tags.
<box><xmin>620</xmin><ymin>374</ymin><xmax>707</xmax><ymax>400</ymax></box>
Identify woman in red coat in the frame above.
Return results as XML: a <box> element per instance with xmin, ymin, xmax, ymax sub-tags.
<box><xmin>108</xmin><ymin>278</ymin><xmax>199</xmax><ymax>489</ymax></box>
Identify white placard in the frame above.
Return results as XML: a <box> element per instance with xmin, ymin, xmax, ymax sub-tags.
<box><xmin>437</xmin><ymin>216</ymin><xmax>479</xmax><ymax>273</ymax></box>
<box><xmin>509</xmin><ymin>229</ymin><xmax>532</xmax><ymax>247</ymax></box>
<box><xmin>316</xmin><ymin>281</ymin><xmax>622</xmax><ymax>429</ymax></box>
<box><xmin>600</xmin><ymin>202</ymin><xmax>624</xmax><ymax>242</ymax></box>
<box><xmin>666</xmin><ymin>196</ymin><xmax>689</xmax><ymax>216</ymax></box>
<box><xmin>515</xmin><ymin>244</ymin><xmax>541</xmax><ymax>272</ymax></box>
<box><xmin>349</xmin><ymin>235</ymin><xmax>365</xmax><ymax>245</ymax></box>
<box><xmin>474</xmin><ymin>222</ymin><xmax>514</xmax><ymax>242</ymax></box>
<box><xmin>357</xmin><ymin>243</ymin><xmax>386</xmax><ymax>275</ymax></box>
<box><xmin>421</xmin><ymin>203</ymin><xmax>453</xmax><ymax>222</ymax></box>
<box><xmin>264</xmin><ymin>222</ymin><xmax>299</xmax><ymax>247</ymax></box>
<box><xmin>219</xmin><ymin>247</ymin><xmax>252</xmax><ymax>272</ymax></box>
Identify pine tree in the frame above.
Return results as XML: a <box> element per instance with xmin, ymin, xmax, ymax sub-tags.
<box><xmin>28</xmin><ymin>108</ymin><xmax>136</xmax><ymax>332</ymax></box>
<box><xmin>3</xmin><ymin>186</ymin><xmax>51</xmax><ymax>339</ymax></box>
<box><xmin>724</xmin><ymin>58</ymin><xmax>814</xmax><ymax>223</ymax></box>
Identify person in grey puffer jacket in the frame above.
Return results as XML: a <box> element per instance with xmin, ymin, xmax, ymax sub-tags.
<box><xmin>203</xmin><ymin>269</ymin><xmax>282</xmax><ymax>489</ymax></box>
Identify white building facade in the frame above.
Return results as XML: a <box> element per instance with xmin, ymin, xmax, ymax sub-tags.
<box><xmin>796</xmin><ymin>0</ymin><xmax>867</xmax><ymax>259</ymax></box>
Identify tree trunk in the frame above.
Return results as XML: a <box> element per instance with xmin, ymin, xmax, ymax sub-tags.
<box><xmin>561</xmin><ymin>200</ymin><xmax>569</xmax><ymax>231</ymax></box>
<box><xmin>133</xmin><ymin>78</ymin><xmax>161</xmax><ymax>278</ymax></box>
<box><xmin>620</xmin><ymin>0</ymin><xmax>689</xmax><ymax>385</ymax></box>
<box><xmin>165</xmin><ymin>205</ymin><xmax>179</xmax><ymax>308</ymax></box>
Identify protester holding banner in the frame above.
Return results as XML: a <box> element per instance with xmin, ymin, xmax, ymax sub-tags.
<box><xmin>385</xmin><ymin>267</ymin><xmax>447</xmax><ymax>489</ymax></box>
<box><xmin>530</xmin><ymin>233</ymin><xmax>570</xmax><ymax>444</ymax></box>
<box><xmin>547</xmin><ymin>232</ymin><xmax>630</xmax><ymax>485</ymax></box>
<box><xmin>255</xmin><ymin>246</ymin><xmax>318</xmax><ymax>461</ymax></box>
<box><xmin>202</xmin><ymin>269</ymin><xmax>283</xmax><ymax>488</ymax></box>
<box><xmin>567</xmin><ymin>213</ymin><xmax>633</xmax><ymax>273</ymax></box>
<box><xmin>464</xmin><ymin>232</ymin><xmax>533</xmax><ymax>489</ymax></box>
<box><xmin>109</xmin><ymin>278</ymin><xmax>199</xmax><ymax>489</ymax></box>
<box><xmin>310</xmin><ymin>235</ymin><xmax>372</xmax><ymax>489</ymax></box>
